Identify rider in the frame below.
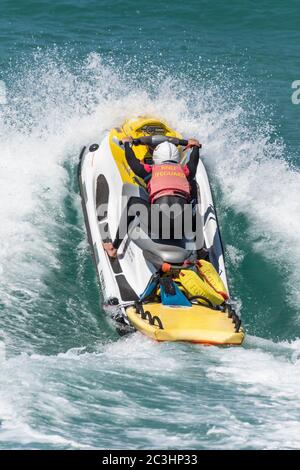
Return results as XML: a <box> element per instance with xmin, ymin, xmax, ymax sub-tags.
<box><xmin>103</xmin><ymin>137</ymin><xmax>201</xmax><ymax>257</ymax></box>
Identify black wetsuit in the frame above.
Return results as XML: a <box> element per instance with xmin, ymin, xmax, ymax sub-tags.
<box><xmin>112</xmin><ymin>143</ymin><xmax>200</xmax><ymax>249</ymax></box>
<box><xmin>124</xmin><ymin>143</ymin><xmax>200</xmax><ymax>181</ymax></box>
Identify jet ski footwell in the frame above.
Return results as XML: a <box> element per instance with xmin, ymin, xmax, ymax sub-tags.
<box><xmin>126</xmin><ymin>303</ymin><xmax>244</xmax><ymax>345</ymax></box>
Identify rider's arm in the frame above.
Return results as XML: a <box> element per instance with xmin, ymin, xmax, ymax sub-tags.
<box><xmin>124</xmin><ymin>143</ymin><xmax>150</xmax><ymax>180</ymax></box>
<box><xmin>185</xmin><ymin>146</ymin><xmax>200</xmax><ymax>181</ymax></box>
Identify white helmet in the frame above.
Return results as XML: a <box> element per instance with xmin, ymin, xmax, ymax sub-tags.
<box><xmin>152</xmin><ymin>141</ymin><xmax>180</xmax><ymax>165</ymax></box>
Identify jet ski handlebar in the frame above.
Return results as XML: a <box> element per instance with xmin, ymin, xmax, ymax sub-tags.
<box><xmin>118</xmin><ymin>135</ymin><xmax>189</xmax><ymax>147</ymax></box>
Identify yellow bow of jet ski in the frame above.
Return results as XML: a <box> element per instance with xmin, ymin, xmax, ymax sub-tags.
<box><xmin>78</xmin><ymin>117</ymin><xmax>245</xmax><ymax>346</ymax></box>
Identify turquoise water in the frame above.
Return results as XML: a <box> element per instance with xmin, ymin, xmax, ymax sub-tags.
<box><xmin>0</xmin><ymin>0</ymin><xmax>300</xmax><ymax>449</ymax></box>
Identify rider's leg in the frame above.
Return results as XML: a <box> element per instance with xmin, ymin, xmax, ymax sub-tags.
<box><xmin>103</xmin><ymin>197</ymin><xmax>150</xmax><ymax>257</ymax></box>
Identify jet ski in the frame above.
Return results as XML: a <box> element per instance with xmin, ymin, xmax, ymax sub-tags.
<box><xmin>78</xmin><ymin>117</ymin><xmax>245</xmax><ymax>345</ymax></box>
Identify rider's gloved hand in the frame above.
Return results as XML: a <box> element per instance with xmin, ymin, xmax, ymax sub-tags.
<box><xmin>122</xmin><ymin>136</ymin><xmax>133</xmax><ymax>144</ymax></box>
<box><xmin>188</xmin><ymin>138</ymin><xmax>201</xmax><ymax>147</ymax></box>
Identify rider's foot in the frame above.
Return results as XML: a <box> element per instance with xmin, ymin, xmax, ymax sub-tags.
<box><xmin>103</xmin><ymin>242</ymin><xmax>117</xmax><ymax>258</ymax></box>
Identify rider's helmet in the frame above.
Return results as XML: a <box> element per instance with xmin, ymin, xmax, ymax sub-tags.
<box><xmin>152</xmin><ymin>142</ymin><xmax>180</xmax><ymax>165</ymax></box>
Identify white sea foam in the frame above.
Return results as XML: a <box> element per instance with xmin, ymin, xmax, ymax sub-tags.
<box><xmin>0</xmin><ymin>335</ymin><xmax>300</xmax><ymax>449</ymax></box>
<box><xmin>0</xmin><ymin>51</ymin><xmax>300</xmax><ymax>449</ymax></box>
<box><xmin>226</xmin><ymin>245</ymin><xmax>245</xmax><ymax>267</ymax></box>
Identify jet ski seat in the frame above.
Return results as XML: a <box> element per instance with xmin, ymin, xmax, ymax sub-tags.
<box><xmin>128</xmin><ymin>204</ymin><xmax>194</xmax><ymax>266</ymax></box>
<box><xmin>121</xmin><ymin>183</ymin><xmax>203</xmax><ymax>266</ymax></box>
<box><xmin>129</xmin><ymin>220</ymin><xmax>192</xmax><ymax>265</ymax></box>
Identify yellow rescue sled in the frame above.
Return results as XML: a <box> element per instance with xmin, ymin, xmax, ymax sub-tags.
<box><xmin>127</xmin><ymin>302</ymin><xmax>244</xmax><ymax>345</ymax></box>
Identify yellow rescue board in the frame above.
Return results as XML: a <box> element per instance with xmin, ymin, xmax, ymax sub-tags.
<box><xmin>126</xmin><ymin>303</ymin><xmax>245</xmax><ymax>345</ymax></box>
